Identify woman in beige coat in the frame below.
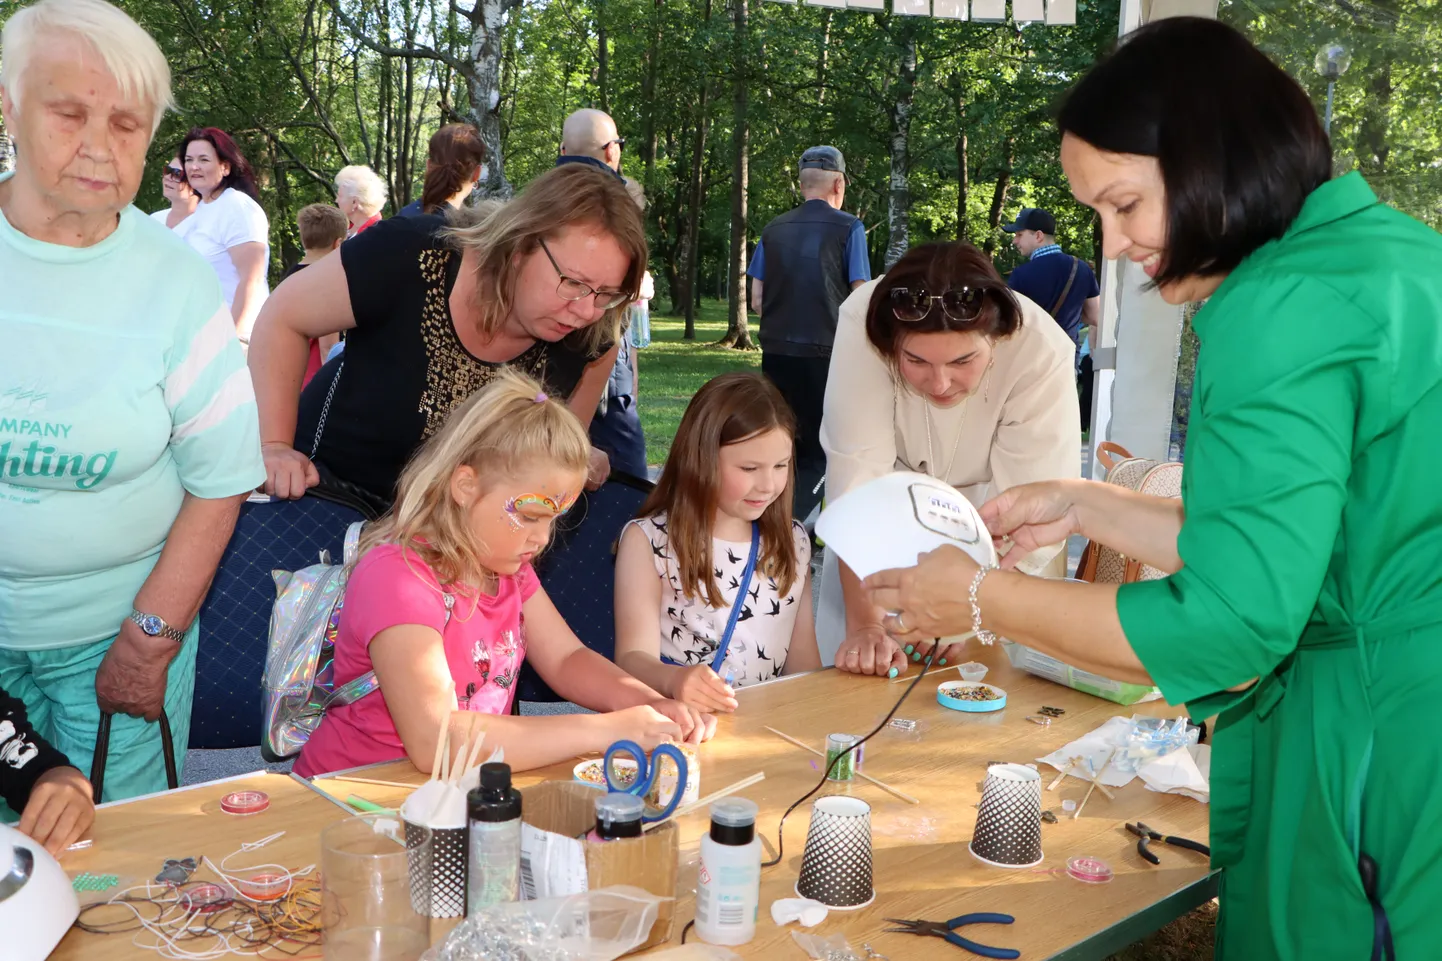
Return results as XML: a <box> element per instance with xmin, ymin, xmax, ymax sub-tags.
<box><xmin>818</xmin><ymin>242</ymin><xmax>1080</xmax><ymax>674</ymax></box>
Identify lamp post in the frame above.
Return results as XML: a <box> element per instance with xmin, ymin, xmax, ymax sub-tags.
<box><xmin>1314</xmin><ymin>43</ymin><xmax>1352</xmax><ymax>135</ymax></box>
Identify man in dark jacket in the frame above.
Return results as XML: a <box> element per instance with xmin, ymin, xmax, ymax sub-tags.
<box><xmin>747</xmin><ymin>146</ymin><xmax>871</xmax><ymax>519</ymax></box>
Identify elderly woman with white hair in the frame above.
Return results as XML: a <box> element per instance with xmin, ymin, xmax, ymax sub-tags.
<box><xmin>0</xmin><ymin>0</ymin><xmax>265</xmax><ymax>826</ymax></box>
<box><xmin>335</xmin><ymin>164</ymin><xmax>387</xmax><ymax>237</ymax></box>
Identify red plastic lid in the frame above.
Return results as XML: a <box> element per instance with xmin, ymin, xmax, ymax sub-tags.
<box><xmin>238</xmin><ymin>873</ymin><xmax>290</xmax><ymax>901</ymax></box>
<box><xmin>220</xmin><ymin>790</ymin><xmax>270</xmax><ymax>816</ymax></box>
<box><xmin>1066</xmin><ymin>856</ymin><xmax>1114</xmax><ymax>884</ymax></box>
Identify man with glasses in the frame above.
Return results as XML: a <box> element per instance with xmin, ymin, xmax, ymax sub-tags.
<box><xmin>556</xmin><ymin>108</ymin><xmax>648</xmax><ymax>479</ymax></box>
<box><xmin>748</xmin><ymin>145</ymin><xmax>871</xmax><ymax>521</ymax></box>
<box><xmin>558</xmin><ymin>108</ymin><xmax>626</xmax><ymax>182</ymax></box>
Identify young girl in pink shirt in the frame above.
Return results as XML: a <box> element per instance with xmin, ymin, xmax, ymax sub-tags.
<box><xmin>295</xmin><ymin>370</ymin><xmax>713</xmax><ymax>777</ymax></box>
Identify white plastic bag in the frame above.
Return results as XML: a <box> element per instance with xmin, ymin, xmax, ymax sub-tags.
<box><xmin>423</xmin><ymin>886</ymin><xmax>663</xmax><ymax>961</ymax></box>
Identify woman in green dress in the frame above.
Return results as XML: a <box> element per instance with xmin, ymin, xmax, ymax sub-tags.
<box><xmin>863</xmin><ymin>17</ymin><xmax>1442</xmax><ymax>961</ymax></box>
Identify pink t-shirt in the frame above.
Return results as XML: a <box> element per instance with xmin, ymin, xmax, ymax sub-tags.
<box><xmin>294</xmin><ymin>543</ymin><xmax>539</xmax><ymax>777</ymax></box>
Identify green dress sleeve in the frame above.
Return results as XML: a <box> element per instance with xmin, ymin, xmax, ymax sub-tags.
<box><xmin>1117</xmin><ymin>276</ymin><xmax>1382</xmax><ymax>708</ymax></box>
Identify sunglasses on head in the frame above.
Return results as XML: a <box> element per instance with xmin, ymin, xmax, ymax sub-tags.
<box><xmin>889</xmin><ymin>285</ymin><xmax>987</xmax><ymax>323</ymax></box>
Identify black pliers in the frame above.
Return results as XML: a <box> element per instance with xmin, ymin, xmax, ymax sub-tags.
<box><xmin>1126</xmin><ymin>822</ymin><xmax>1210</xmax><ymax>865</ymax></box>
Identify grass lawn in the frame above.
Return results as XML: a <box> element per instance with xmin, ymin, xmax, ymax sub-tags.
<box><xmin>635</xmin><ymin>299</ymin><xmax>762</xmax><ymax>467</ymax></box>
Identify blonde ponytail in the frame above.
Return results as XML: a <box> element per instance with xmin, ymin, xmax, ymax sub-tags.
<box><xmin>360</xmin><ymin>368</ymin><xmax>591</xmax><ymax>587</ymax></box>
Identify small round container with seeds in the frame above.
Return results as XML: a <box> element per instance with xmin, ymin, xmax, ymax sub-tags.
<box><xmin>936</xmin><ymin>681</ymin><xmax>1007</xmax><ymax>713</ymax></box>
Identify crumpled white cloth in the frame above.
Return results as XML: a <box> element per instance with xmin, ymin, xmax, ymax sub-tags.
<box><xmin>1141</xmin><ymin>743</ymin><xmax>1210</xmax><ymax>803</ymax></box>
<box><xmin>1037</xmin><ymin>717</ymin><xmax>1209</xmax><ymax>801</ymax></box>
<box><xmin>770</xmin><ymin>898</ymin><xmax>828</xmax><ymax>927</ymax></box>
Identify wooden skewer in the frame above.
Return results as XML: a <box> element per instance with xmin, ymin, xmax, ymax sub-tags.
<box><xmin>887</xmin><ymin>633</ymin><xmax>978</xmax><ymax>682</ymax></box>
<box><xmin>1071</xmin><ymin>750</ymin><xmax>1116</xmax><ymax>820</ymax></box>
<box><xmin>429</xmin><ymin>714</ymin><xmax>449</xmax><ymax>782</ymax></box>
<box><xmin>288</xmin><ymin>772</ymin><xmax>360</xmax><ymax>815</ymax></box>
<box><xmin>764</xmin><ymin>726</ymin><xmax>920</xmax><ymax>805</ymax></box>
<box><xmin>1048</xmin><ymin>758</ymin><xmax>1082</xmax><ymax>791</ymax></box>
<box><xmin>642</xmin><ymin>772</ymin><xmax>767</xmax><ymax>832</ymax></box>
<box><xmin>461</xmin><ymin>723</ymin><xmax>488</xmax><ymax>782</ymax></box>
<box><xmin>323</xmin><ymin>775</ymin><xmax>422</xmax><ymax>790</ymax></box>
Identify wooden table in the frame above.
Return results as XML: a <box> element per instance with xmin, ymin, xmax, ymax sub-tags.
<box><xmin>50</xmin><ymin>645</ymin><xmax>1215</xmax><ymax>960</ymax></box>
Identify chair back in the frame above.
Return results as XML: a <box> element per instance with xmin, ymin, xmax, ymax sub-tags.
<box><xmin>519</xmin><ymin>472</ymin><xmax>653</xmax><ymax>703</ymax></box>
<box><xmin>192</xmin><ymin>492</ymin><xmax>370</xmax><ymax>749</ymax></box>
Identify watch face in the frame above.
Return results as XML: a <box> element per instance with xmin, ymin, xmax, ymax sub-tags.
<box><xmin>141</xmin><ymin>614</ymin><xmax>164</xmax><ymax>636</ymax></box>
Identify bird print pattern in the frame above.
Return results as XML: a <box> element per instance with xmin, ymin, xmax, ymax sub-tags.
<box><xmin>629</xmin><ymin>513</ymin><xmax>811</xmax><ymax>688</ymax></box>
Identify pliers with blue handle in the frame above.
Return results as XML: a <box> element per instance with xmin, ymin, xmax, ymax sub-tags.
<box><xmin>883</xmin><ymin>913</ymin><xmax>1020</xmax><ymax>959</ymax></box>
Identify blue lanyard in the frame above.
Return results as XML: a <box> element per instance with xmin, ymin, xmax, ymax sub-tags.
<box><xmin>710</xmin><ymin>523</ymin><xmax>760</xmax><ymax>673</ymax></box>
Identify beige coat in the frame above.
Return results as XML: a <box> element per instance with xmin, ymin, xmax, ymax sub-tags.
<box><xmin>814</xmin><ymin>279</ymin><xmax>1081</xmax><ymax>661</ymax></box>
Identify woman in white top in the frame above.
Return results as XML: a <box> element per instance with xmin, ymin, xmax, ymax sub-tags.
<box><xmin>819</xmin><ymin>241</ymin><xmax>1080</xmax><ymax>674</ymax></box>
<box><xmin>149</xmin><ymin>155</ymin><xmax>198</xmax><ymax>238</ymax></box>
<box><xmin>180</xmin><ymin>126</ymin><xmax>270</xmax><ymax>342</ymax></box>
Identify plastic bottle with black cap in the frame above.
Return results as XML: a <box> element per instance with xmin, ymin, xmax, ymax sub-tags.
<box><xmin>466</xmin><ymin>762</ymin><xmax>523</xmax><ymax>914</ymax></box>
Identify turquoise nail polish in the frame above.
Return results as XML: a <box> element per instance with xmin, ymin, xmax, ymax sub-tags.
<box><xmin>925</xmin><ymin>655</ymin><xmax>933</xmax><ymax>665</ymax></box>
<box><xmin>912</xmin><ymin>651</ymin><xmax>921</xmax><ymax>662</ymax></box>
<box><xmin>939</xmin><ymin>658</ymin><xmax>947</xmax><ymax>666</ymax></box>
<box><xmin>887</xmin><ymin>667</ymin><xmax>899</xmax><ymax>678</ymax></box>
<box><xmin>904</xmin><ymin>644</ymin><xmax>914</xmax><ymax>655</ymax></box>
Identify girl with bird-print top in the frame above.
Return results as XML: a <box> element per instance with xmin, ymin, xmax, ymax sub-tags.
<box><xmin>615</xmin><ymin>374</ymin><xmax>821</xmax><ymax>713</ymax></box>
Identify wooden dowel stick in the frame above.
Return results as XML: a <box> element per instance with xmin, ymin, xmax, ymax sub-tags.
<box><xmin>763</xmin><ymin>726</ymin><xmax>920</xmax><ymax>805</ymax></box>
<box><xmin>322</xmin><ymin>776</ymin><xmax>422</xmax><ymax>790</ymax></box>
<box><xmin>430</xmin><ymin>715</ymin><xmax>449</xmax><ymax>782</ymax></box>
<box><xmin>643</xmin><ymin>772</ymin><xmax>767</xmax><ymax>831</ymax></box>
<box><xmin>289</xmin><ymin>772</ymin><xmax>360</xmax><ymax>815</ymax></box>
<box><xmin>1071</xmin><ymin>750</ymin><xmax>1116</xmax><ymax>820</ymax></box>
<box><xmin>888</xmin><ymin>633</ymin><xmax>979</xmax><ymax>682</ymax></box>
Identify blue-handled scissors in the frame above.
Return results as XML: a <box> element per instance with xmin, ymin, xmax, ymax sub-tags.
<box><xmin>603</xmin><ymin>740</ymin><xmax>689</xmax><ymax>823</ymax></box>
<box><xmin>883</xmin><ymin>913</ymin><xmax>1019</xmax><ymax>959</ymax></box>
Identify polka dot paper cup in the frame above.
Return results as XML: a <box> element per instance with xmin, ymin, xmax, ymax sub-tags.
<box><xmin>795</xmin><ymin>795</ymin><xmax>875</xmax><ymax>910</ymax></box>
<box><xmin>969</xmin><ymin>763</ymin><xmax>1044</xmax><ymax>868</ymax></box>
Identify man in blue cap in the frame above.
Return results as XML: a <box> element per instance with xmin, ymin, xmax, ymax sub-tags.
<box><xmin>1003</xmin><ymin>207</ymin><xmax>1100</xmax><ymax>373</ymax></box>
<box><xmin>747</xmin><ymin>145</ymin><xmax>871</xmax><ymax>520</ymax></box>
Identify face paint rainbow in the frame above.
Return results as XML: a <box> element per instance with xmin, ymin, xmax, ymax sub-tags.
<box><xmin>503</xmin><ymin>491</ymin><xmax>578</xmax><ymax>530</ymax></box>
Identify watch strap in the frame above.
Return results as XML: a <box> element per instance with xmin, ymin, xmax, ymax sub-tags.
<box><xmin>129</xmin><ymin>610</ymin><xmax>188</xmax><ymax>644</ymax></box>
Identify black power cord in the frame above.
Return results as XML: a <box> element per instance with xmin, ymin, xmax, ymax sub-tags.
<box><xmin>761</xmin><ymin>645</ymin><xmax>939</xmax><ymax>868</ymax></box>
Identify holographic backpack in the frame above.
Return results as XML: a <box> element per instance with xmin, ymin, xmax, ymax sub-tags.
<box><xmin>260</xmin><ymin>522</ymin><xmax>373</xmax><ymax>760</ymax></box>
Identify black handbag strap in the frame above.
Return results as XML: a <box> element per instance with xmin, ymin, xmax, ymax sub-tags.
<box><xmin>90</xmin><ymin>709</ymin><xmax>178</xmax><ymax>804</ymax></box>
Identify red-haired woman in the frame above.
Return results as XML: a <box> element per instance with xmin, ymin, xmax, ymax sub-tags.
<box><xmin>180</xmin><ymin>127</ymin><xmax>271</xmax><ymax>343</ymax></box>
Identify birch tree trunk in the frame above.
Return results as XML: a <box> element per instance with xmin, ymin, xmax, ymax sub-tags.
<box><xmin>466</xmin><ymin>0</ymin><xmax>521</xmax><ymax>198</ymax></box>
<box><xmin>884</xmin><ymin>29</ymin><xmax>917</xmax><ymax>269</ymax></box>
<box><xmin>720</xmin><ymin>0</ymin><xmax>754</xmax><ymax>350</ymax></box>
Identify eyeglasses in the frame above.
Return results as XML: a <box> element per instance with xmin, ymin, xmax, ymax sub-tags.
<box><xmin>889</xmin><ymin>285</ymin><xmax>987</xmax><ymax>324</ymax></box>
<box><xmin>538</xmin><ymin>238</ymin><xmax>631</xmax><ymax>310</ymax></box>
<box><xmin>602</xmin><ymin>138</ymin><xmax>626</xmax><ymax>152</ymax></box>
<box><xmin>164</xmin><ymin>165</ymin><xmax>186</xmax><ymax>180</ymax></box>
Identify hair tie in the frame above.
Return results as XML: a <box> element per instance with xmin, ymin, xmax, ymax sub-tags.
<box><xmin>534</xmin><ymin>392</ymin><xmax>549</xmax><ymax>404</ymax></box>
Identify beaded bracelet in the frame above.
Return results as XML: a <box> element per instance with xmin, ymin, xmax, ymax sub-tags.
<box><xmin>969</xmin><ymin>566</ymin><xmax>998</xmax><ymax>645</ymax></box>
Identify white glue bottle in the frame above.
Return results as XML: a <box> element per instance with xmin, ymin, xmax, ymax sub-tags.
<box><xmin>694</xmin><ymin>797</ymin><xmax>761</xmax><ymax>945</ymax></box>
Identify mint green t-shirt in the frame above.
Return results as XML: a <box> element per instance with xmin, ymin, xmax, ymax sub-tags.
<box><xmin>0</xmin><ymin>175</ymin><xmax>266</xmax><ymax>650</ymax></box>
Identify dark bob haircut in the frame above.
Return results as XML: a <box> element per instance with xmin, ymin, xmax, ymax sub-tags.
<box><xmin>178</xmin><ymin>127</ymin><xmax>260</xmax><ymax>201</ymax></box>
<box><xmin>1057</xmin><ymin>17</ymin><xmax>1331</xmax><ymax>288</ymax></box>
<box><xmin>865</xmin><ymin>242</ymin><xmax>1022</xmax><ymax>375</ymax></box>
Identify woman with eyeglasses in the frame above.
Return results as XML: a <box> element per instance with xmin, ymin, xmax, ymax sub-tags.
<box><xmin>818</xmin><ymin>241</ymin><xmax>1080</xmax><ymax>672</ymax></box>
<box><xmin>149</xmin><ymin>155</ymin><xmax>199</xmax><ymax>237</ymax></box>
<box><xmin>248</xmin><ymin>163</ymin><xmax>644</xmax><ymax>512</ymax></box>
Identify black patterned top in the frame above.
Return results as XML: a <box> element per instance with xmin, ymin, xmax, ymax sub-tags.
<box><xmin>629</xmin><ymin>512</ymin><xmax>811</xmax><ymax>688</ymax></box>
<box><xmin>295</xmin><ymin>214</ymin><xmax>608</xmax><ymax>505</ymax></box>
